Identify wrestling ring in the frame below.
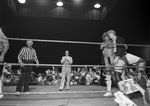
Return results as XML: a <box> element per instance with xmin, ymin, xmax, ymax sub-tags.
<box><xmin>0</xmin><ymin>37</ymin><xmax>150</xmax><ymax>106</ymax></box>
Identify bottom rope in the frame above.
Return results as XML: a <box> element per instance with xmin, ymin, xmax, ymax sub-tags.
<box><xmin>1</xmin><ymin>90</ymin><xmax>115</xmax><ymax>95</ymax></box>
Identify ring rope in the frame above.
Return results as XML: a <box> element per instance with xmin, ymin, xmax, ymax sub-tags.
<box><xmin>1</xmin><ymin>63</ymin><xmax>150</xmax><ymax>68</ymax></box>
<box><xmin>2</xmin><ymin>63</ymin><xmax>97</xmax><ymax>67</ymax></box>
<box><xmin>2</xmin><ymin>37</ymin><xmax>150</xmax><ymax>47</ymax></box>
<box><xmin>1</xmin><ymin>90</ymin><xmax>112</xmax><ymax>95</ymax></box>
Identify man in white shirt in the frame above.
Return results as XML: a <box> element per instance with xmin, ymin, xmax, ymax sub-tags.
<box><xmin>125</xmin><ymin>53</ymin><xmax>146</xmax><ymax>72</ymax></box>
<box><xmin>59</xmin><ymin>50</ymin><xmax>73</xmax><ymax>91</ymax></box>
<box><xmin>114</xmin><ymin>52</ymin><xmax>149</xmax><ymax>104</ymax></box>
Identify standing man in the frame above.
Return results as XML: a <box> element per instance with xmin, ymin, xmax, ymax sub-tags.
<box><xmin>16</xmin><ymin>40</ymin><xmax>39</xmax><ymax>95</ymax></box>
<box><xmin>59</xmin><ymin>50</ymin><xmax>73</xmax><ymax>91</ymax></box>
<box><xmin>0</xmin><ymin>27</ymin><xmax>9</xmax><ymax>99</ymax></box>
<box><xmin>103</xmin><ymin>30</ymin><xmax>127</xmax><ymax>96</ymax></box>
<box><xmin>100</xmin><ymin>32</ymin><xmax>114</xmax><ymax>96</ymax></box>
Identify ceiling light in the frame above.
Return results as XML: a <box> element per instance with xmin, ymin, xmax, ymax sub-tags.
<box><xmin>18</xmin><ymin>0</ymin><xmax>26</xmax><ymax>4</ymax></box>
<box><xmin>56</xmin><ymin>1</ymin><xmax>63</xmax><ymax>7</ymax></box>
<box><xmin>94</xmin><ymin>3</ymin><xmax>101</xmax><ymax>9</ymax></box>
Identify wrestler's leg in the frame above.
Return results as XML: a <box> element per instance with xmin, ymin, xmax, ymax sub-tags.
<box><xmin>114</xmin><ymin>72</ymin><xmax>122</xmax><ymax>83</ymax></box>
<box><xmin>104</xmin><ymin>56</ymin><xmax>110</xmax><ymax>67</ymax></box>
<box><xmin>103</xmin><ymin>64</ymin><xmax>113</xmax><ymax>96</ymax></box>
<box><xmin>136</xmin><ymin>62</ymin><xmax>150</xmax><ymax>104</ymax></box>
<box><xmin>134</xmin><ymin>83</ymin><xmax>149</xmax><ymax>104</ymax></box>
<box><xmin>103</xmin><ymin>74</ymin><xmax>112</xmax><ymax>96</ymax></box>
<box><xmin>110</xmin><ymin>56</ymin><xmax>114</xmax><ymax>65</ymax></box>
<box><xmin>0</xmin><ymin>64</ymin><xmax>3</xmax><ymax>99</ymax></box>
<box><xmin>103</xmin><ymin>56</ymin><xmax>114</xmax><ymax>96</ymax></box>
<box><xmin>144</xmin><ymin>80</ymin><xmax>150</xmax><ymax>104</ymax></box>
<box><xmin>113</xmin><ymin>59</ymin><xmax>125</xmax><ymax>91</ymax></box>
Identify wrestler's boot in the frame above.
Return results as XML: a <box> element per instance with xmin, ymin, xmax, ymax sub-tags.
<box><xmin>103</xmin><ymin>75</ymin><xmax>112</xmax><ymax>96</ymax></box>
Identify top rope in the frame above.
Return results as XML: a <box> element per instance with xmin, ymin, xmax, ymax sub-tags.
<box><xmin>3</xmin><ymin>37</ymin><xmax>150</xmax><ymax>47</ymax></box>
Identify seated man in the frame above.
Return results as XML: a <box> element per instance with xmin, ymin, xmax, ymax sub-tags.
<box><xmin>114</xmin><ymin>52</ymin><xmax>149</xmax><ymax>104</ymax></box>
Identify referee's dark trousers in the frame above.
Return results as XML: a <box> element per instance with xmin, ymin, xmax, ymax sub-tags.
<box><xmin>16</xmin><ymin>60</ymin><xmax>33</xmax><ymax>92</ymax></box>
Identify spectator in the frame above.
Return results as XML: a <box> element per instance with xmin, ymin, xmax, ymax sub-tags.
<box><xmin>79</xmin><ymin>67</ymin><xmax>87</xmax><ymax>85</ymax></box>
<box><xmin>59</xmin><ymin>50</ymin><xmax>73</xmax><ymax>91</ymax></box>
<box><xmin>86</xmin><ymin>70</ymin><xmax>93</xmax><ymax>85</ymax></box>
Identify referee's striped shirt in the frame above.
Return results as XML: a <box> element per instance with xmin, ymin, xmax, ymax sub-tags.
<box><xmin>18</xmin><ymin>46</ymin><xmax>38</xmax><ymax>63</ymax></box>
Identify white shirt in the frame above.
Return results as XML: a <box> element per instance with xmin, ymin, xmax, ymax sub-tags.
<box><xmin>125</xmin><ymin>53</ymin><xmax>140</xmax><ymax>64</ymax></box>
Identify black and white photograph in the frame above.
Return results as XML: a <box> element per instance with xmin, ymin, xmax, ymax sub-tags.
<box><xmin>0</xmin><ymin>0</ymin><xmax>149</xmax><ymax>106</ymax></box>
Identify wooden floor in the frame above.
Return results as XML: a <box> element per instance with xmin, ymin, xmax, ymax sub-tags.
<box><xmin>0</xmin><ymin>85</ymin><xmax>148</xmax><ymax>106</ymax></box>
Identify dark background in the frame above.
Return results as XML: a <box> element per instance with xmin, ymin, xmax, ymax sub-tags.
<box><xmin>0</xmin><ymin>0</ymin><xmax>149</xmax><ymax>70</ymax></box>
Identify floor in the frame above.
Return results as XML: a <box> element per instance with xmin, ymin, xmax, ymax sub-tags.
<box><xmin>0</xmin><ymin>85</ymin><xmax>149</xmax><ymax>106</ymax></box>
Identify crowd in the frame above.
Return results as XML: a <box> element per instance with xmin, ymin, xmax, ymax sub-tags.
<box><xmin>2</xmin><ymin>66</ymin><xmax>102</xmax><ymax>86</ymax></box>
<box><xmin>2</xmin><ymin>64</ymin><xmax>21</xmax><ymax>86</ymax></box>
<box><xmin>3</xmin><ymin>65</ymin><xmax>149</xmax><ymax>86</ymax></box>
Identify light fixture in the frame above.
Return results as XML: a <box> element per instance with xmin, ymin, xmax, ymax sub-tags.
<box><xmin>56</xmin><ymin>1</ymin><xmax>63</xmax><ymax>7</ymax></box>
<box><xmin>94</xmin><ymin>3</ymin><xmax>101</xmax><ymax>9</ymax></box>
<box><xmin>18</xmin><ymin>0</ymin><xmax>26</xmax><ymax>4</ymax></box>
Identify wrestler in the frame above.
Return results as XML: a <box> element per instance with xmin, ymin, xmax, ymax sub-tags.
<box><xmin>100</xmin><ymin>32</ymin><xmax>114</xmax><ymax>96</ymax></box>
<box><xmin>0</xmin><ymin>27</ymin><xmax>9</xmax><ymax>99</ymax></box>
<box><xmin>103</xmin><ymin>30</ymin><xmax>127</xmax><ymax>96</ymax></box>
<box><xmin>124</xmin><ymin>53</ymin><xmax>150</xmax><ymax>104</ymax></box>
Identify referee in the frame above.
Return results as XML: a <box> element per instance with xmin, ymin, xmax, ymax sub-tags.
<box><xmin>16</xmin><ymin>40</ymin><xmax>39</xmax><ymax>95</ymax></box>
